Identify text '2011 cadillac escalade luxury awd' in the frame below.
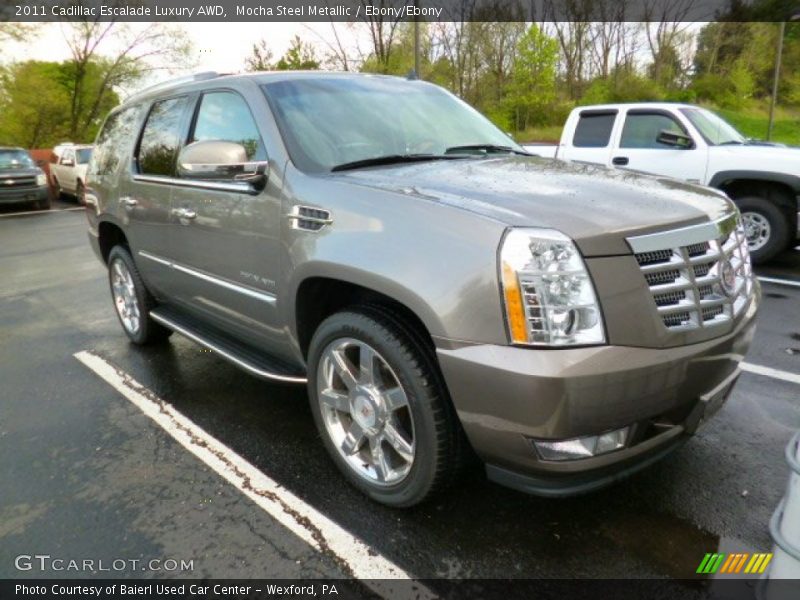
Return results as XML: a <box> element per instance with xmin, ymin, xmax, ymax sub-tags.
<box><xmin>85</xmin><ymin>72</ymin><xmax>759</xmax><ymax>507</ymax></box>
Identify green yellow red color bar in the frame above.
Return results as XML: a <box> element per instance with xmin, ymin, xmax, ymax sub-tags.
<box><xmin>696</xmin><ymin>552</ymin><xmax>773</xmax><ymax>574</ymax></box>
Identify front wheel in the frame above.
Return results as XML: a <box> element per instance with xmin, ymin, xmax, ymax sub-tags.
<box><xmin>736</xmin><ymin>195</ymin><xmax>790</xmax><ymax>264</ymax></box>
<box><xmin>107</xmin><ymin>245</ymin><xmax>172</xmax><ymax>345</ymax></box>
<box><xmin>307</xmin><ymin>308</ymin><xmax>462</xmax><ymax>507</ymax></box>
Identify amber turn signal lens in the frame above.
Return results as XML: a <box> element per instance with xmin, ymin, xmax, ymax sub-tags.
<box><xmin>502</xmin><ymin>262</ymin><xmax>528</xmax><ymax>344</ymax></box>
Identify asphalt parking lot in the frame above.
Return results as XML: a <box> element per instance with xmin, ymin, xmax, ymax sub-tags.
<box><xmin>1</xmin><ymin>204</ymin><xmax>799</xmax><ymax>593</ymax></box>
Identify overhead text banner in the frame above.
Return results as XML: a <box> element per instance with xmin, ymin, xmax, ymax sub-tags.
<box><xmin>2</xmin><ymin>0</ymin><xmax>797</xmax><ymax>23</ymax></box>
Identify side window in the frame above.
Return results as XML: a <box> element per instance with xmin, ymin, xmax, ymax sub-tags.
<box><xmin>190</xmin><ymin>91</ymin><xmax>266</xmax><ymax>162</ymax></box>
<box><xmin>620</xmin><ymin>113</ymin><xmax>686</xmax><ymax>149</ymax></box>
<box><xmin>61</xmin><ymin>149</ymin><xmax>74</xmax><ymax>164</ymax></box>
<box><xmin>90</xmin><ymin>106</ymin><xmax>142</xmax><ymax>182</ymax></box>
<box><xmin>138</xmin><ymin>96</ymin><xmax>190</xmax><ymax>176</ymax></box>
<box><xmin>573</xmin><ymin>112</ymin><xmax>616</xmax><ymax>148</ymax></box>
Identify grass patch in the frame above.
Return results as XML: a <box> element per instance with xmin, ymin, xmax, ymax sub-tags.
<box><xmin>714</xmin><ymin>106</ymin><xmax>800</xmax><ymax>146</ymax></box>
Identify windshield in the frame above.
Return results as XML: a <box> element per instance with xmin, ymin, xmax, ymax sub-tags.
<box><xmin>0</xmin><ymin>149</ymin><xmax>34</xmax><ymax>169</ymax></box>
<box><xmin>76</xmin><ymin>148</ymin><xmax>93</xmax><ymax>164</ymax></box>
<box><xmin>263</xmin><ymin>77</ymin><xmax>521</xmax><ymax>172</ymax></box>
<box><xmin>680</xmin><ymin>108</ymin><xmax>746</xmax><ymax>146</ymax></box>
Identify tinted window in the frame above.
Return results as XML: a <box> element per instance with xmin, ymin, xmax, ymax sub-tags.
<box><xmin>191</xmin><ymin>92</ymin><xmax>266</xmax><ymax>161</ymax></box>
<box><xmin>90</xmin><ymin>106</ymin><xmax>141</xmax><ymax>182</ymax></box>
<box><xmin>76</xmin><ymin>148</ymin><xmax>92</xmax><ymax>164</ymax></box>
<box><xmin>573</xmin><ymin>113</ymin><xmax>616</xmax><ymax>148</ymax></box>
<box><xmin>138</xmin><ymin>97</ymin><xmax>189</xmax><ymax>176</ymax></box>
<box><xmin>620</xmin><ymin>113</ymin><xmax>686</xmax><ymax>149</ymax></box>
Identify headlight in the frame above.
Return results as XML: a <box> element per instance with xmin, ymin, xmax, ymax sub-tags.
<box><xmin>499</xmin><ymin>228</ymin><xmax>605</xmax><ymax>346</ymax></box>
<box><xmin>36</xmin><ymin>173</ymin><xmax>47</xmax><ymax>186</ymax></box>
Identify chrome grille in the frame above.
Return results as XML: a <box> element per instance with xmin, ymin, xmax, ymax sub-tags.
<box><xmin>1</xmin><ymin>175</ymin><xmax>37</xmax><ymax>189</ymax></box>
<box><xmin>630</xmin><ymin>214</ymin><xmax>754</xmax><ymax>332</ymax></box>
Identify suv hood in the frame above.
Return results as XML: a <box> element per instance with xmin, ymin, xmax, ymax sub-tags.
<box><xmin>334</xmin><ymin>156</ymin><xmax>734</xmax><ymax>256</ymax></box>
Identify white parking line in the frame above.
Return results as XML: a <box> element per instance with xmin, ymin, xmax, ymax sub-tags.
<box><xmin>741</xmin><ymin>362</ymin><xmax>800</xmax><ymax>386</ymax></box>
<box><xmin>0</xmin><ymin>207</ymin><xmax>84</xmax><ymax>218</ymax></box>
<box><xmin>74</xmin><ymin>350</ymin><xmax>434</xmax><ymax>598</ymax></box>
<box><xmin>757</xmin><ymin>276</ymin><xmax>800</xmax><ymax>289</ymax></box>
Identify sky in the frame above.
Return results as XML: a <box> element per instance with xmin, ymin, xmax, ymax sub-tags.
<box><xmin>2</xmin><ymin>22</ymin><xmax>366</xmax><ymax>93</ymax></box>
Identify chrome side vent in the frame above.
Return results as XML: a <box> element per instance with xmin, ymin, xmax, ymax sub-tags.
<box><xmin>287</xmin><ymin>205</ymin><xmax>332</xmax><ymax>232</ymax></box>
<box><xmin>629</xmin><ymin>213</ymin><xmax>755</xmax><ymax>332</ymax></box>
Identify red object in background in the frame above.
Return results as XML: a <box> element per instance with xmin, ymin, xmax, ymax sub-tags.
<box><xmin>29</xmin><ymin>148</ymin><xmax>56</xmax><ymax>193</ymax></box>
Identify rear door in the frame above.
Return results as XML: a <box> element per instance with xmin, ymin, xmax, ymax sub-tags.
<box><xmin>610</xmin><ymin>109</ymin><xmax>708</xmax><ymax>183</ymax></box>
<box><xmin>165</xmin><ymin>88</ymin><xmax>284</xmax><ymax>349</ymax></box>
<box><xmin>560</xmin><ymin>109</ymin><xmax>618</xmax><ymax>165</ymax></box>
<box><xmin>126</xmin><ymin>94</ymin><xmax>194</xmax><ymax>297</ymax></box>
<box><xmin>56</xmin><ymin>148</ymin><xmax>76</xmax><ymax>193</ymax></box>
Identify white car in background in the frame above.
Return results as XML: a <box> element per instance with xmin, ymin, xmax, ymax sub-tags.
<box><xmin>525</xmin><ymin>103</ymin><xmax>800</xmax><ymax>263</ymax></box>
<box><xmin>50</xmin><ymin>143</ymin><xmax>93</xmax><ymax>204</ymax></box>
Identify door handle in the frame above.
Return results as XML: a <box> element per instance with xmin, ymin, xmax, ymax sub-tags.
<box><xmin>120</xmin><ymin>196</ymin><xmax>138</xmax><ymax>209</ymax></box>
<box><xmin>612</xmin><ymin>156</ymin><xmax>629</xmax><ymax>166</ymax></box>
<box><xmin>171</xmin><ymin>207</ymin><xmax>197</xmax><ymax>222</ymax></box>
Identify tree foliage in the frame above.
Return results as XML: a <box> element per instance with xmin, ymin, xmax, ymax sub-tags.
<box><xmin>0</xmin><ymin>61</ymin><xmax>119</xmax><ymax>148</ymax></box>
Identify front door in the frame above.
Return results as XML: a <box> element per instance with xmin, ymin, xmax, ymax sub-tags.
<box><xmin>611</xmin><ymin>109</ymin><xmax>708</xmax><ymax>183</ymax></box>
<box><xmin>165</xmin><ymin>90</ymin><xmax>284</xmax><ymax>350</ymax></box>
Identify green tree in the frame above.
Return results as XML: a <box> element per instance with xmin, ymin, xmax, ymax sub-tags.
<box><xmin>62</xmin><ymin>21</ymin><xmax>192</xmax><ymax>140</ymax></box>
<box><xmin>0</xmin><ymin>61</ymin><xmax>115</xmax><ymax>148</ymax></box>
<box><xmin>244</xmin><ymin>39</ymin><xmax>275</xmax><ymax>72</ymax></box>
<box><xmin>275</xmin><ymin>36</ymin><xmax>320</xmax><ymax>71</ymax></box>
<box><xmin>501</xmin><ymin>25</ymin><xmax>559</xmax><ymax>132</ymax></box>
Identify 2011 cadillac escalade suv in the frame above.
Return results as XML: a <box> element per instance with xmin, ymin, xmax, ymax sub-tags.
<box><xmin>85</xmin><ymin>72</ymin><xmax>760</xmax><ymax>507</ymax></box>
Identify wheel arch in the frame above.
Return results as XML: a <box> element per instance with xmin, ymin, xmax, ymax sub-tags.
<box><xmin>291</xmin><ymin>270</ymin><xmax>444</xmax><ymax>361</ymax></box>
<box><xmin>709</xmin><ymin>171</ymin><xmax>798</xmax><ymax>243</ymax></box>
<box><xmin>97</xmin><ymin>218</ymin><xmax>129</xmax><ymax>264</ymax></box>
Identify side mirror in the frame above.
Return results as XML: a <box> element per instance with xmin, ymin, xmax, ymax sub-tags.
<box><xmin>177</xmin><ymin>140</ymin><xmax>267</xmax><ymax>190</ymax></box>
<box><xmin>61</xmin><ymin>158</ymin><xmax>75</xmax><ymax>166</ymax></box>
<box><xmin>656</xmin><ymin>129</ymin><xmax>694</xmax><ymax>149</ymax></box>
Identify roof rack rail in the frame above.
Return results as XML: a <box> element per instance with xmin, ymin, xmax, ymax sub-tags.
<box><xmin>126</xmin><ymin>71</ymin><xmax>223</xmax><ymax>102</ymax></box>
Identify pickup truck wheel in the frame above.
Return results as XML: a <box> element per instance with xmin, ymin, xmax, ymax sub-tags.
<box><xmin>308</xmin><ymin>309</ymin><xmax>458</xmax><ymax>507</ymax></box>
<box><xmin>736</xmin><ymin>196</ymin><xmax>789</xmax><ymax>264</ymax></box>
<box><xmin>107</xmin><ymin>246</ymin><xmax>172</xmax><ymax>345</ymax></box>
<box><xmin>76</xmin><ymin>181</ymin><xmax>85</xmax><ymax>206</ymax></box>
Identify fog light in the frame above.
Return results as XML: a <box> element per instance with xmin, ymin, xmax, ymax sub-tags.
<box><xmin>533</xmin><ymin>427</ymin><xmax>630</xmax><ymax>461</ymax></box>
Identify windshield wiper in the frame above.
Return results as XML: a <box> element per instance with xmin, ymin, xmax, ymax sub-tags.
<box><xmin>445</xmin><ymin>144</ymin><xmax>531</xmax><ymax>156</ymax></box>
<box><xmin>718</xmin><ymin>140</ymin><xmax>744</xmax><ymax>146</ymax></box>
<box><xmin>330</xmin><ymin>154</ymin><xmax>467</xmax><ymax>172</ymax></box>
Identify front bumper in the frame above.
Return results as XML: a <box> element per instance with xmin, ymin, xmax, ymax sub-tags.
<box><xmin>0</xmin><ymin>185</ymin><xmax>48</xmax><ymax>205</ymax></box>
<box><xmin>437</xmin><ymin>292</ymin><xmax>759</xmax><ymax>496</ymax></box>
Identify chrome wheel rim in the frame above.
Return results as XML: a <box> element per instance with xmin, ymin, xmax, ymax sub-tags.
<box><xmin>111</xmin><ymin>259</ymin><xmax>141</xmax><ymax>335</ymax></box>
<box><xmin>741</xmin><ymin>211</ymin><xmax>771</xmax><ymax>252</ymax></box>
<box><xmin>317</xmin><ymin>338</ymin><xmax>415</xmax><ymax>485</ymax></box>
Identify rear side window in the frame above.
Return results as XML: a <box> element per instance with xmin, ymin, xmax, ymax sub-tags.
<box><xmin>138</xmin><ymin>96</ymin><xmax>189</xmax><ymax>176</ymax></box>
<box><xmin>620</xmin><ymin>113</ymin><xmax>687</xmax><ymax>149</ymax></box>
<box><xmin>190</xmin><ymin>92</ymin><xmax>266</xmax><ymax>161</ymax></box>
<box><xmin>90</xmin><ymin>106</ymin><xmax>141</xmax><ymax>182</ymax></box>
<box><xmin>573</xmin><ymin>112</ymin><xmax>616</xmax><ymax>148</ymax></box>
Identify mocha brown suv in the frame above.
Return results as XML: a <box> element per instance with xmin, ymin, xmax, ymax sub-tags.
<box><xmin>86</xmin><ymin>72</ymin><xmax>759</xmax><ymax>507</ymax></box>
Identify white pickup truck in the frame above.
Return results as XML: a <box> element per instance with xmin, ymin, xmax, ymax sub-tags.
<box><xmin>525</xmin><ymin>103</ymin><xmax>800</xmax><ymax>263</ymax></box>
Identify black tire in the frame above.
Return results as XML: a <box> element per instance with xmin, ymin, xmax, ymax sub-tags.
<box><xmin>307</xmin><ymin>307</ymin><xmax>463</xmax><ymax>507</ymax></box>
<box><xmin>35</xmin><ymin>195</ymin><xmax>51</xmax><ymax>211</ymax></box>
<box><xmin>76</xmin><ymin>181</ymin><xmax>86</xmax><ymax>206</ymax></box>
<box><xmin>53</xmin><ymin>177</ymin><xmax>64</xmax><ymax>200</ymax></box>
<box><xmin>107</xmin><ymin>245</ymin><xmax>172</xmax><ymax>345</ymax></box>
<box><xmin>735</xmin><ymin>195</ymin><xmax>790</xmax><ymax>264</ymax></box>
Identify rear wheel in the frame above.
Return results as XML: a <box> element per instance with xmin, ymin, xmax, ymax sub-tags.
<box><xmin>35</xmin><ymin>195</ymin><xmax>51</xmax><ymax>211</ymax></box>
<box><xmin>736</xmin><ymin>196</ymin><xmax>789</xmax><ymax>264</ymax></box>
<box><xmin>307</xmin><ymin>308</ymin><xmax>462</xmax><ymax>507</ymax></box>
<box><xmin>76</xmin><ymin>181</ymin><xmax>85</xmax><ymax>206</ymax></box>
<box><xmin>107</xmin><ymin>245</ymin><xmax>172</xmax><ymax>345</ymax></box>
